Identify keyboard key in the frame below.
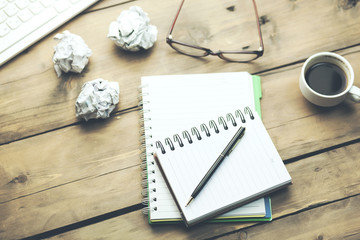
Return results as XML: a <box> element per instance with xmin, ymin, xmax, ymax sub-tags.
<box><xmin>0</xmin><ymin>11</ymin><xmax>7</xmax><ymax>23</ymax></box>
<box><xmin>28</xmin><ymin>1</ymin><xmax>42</xmax><ymax>14</ymax></box>
<box><xmin>18</xmin><ymin>8</ymin><xmax>32</xmax><ymax>22</ymax></box>
<box><xmin>0</xmin><ymin>0</ymin><xmax>7</xmax><ymax>9</ymax></box>
<box><xmin>4</xmin><ymin>3</ymin><xmax>18</xmax><ymax>16</ymax></box>
<box><xmin>0</xmin><ymin>22</ymin><xmax>10</xmax><ymax>36</ymax></box>
<box><xmin>0</xmin><ymin>8</ymin><xmax>56</xmax><ymax>52</ymax></box>
<box><xmin>54</xmin><ymin>0</ymin><xmax>69</xmax><ymax>13</ymax></box>
<box><xmin>40</xmin><ymin>0</ymin><xmax>53</xmax><ymax>7</ymax></box>
<box><xmin>15</xmin><ymin>0</ymin><xmax>29</xmax><ymax>9</ymax></box>
<box><xmin>6</xmin><ymin>16</ymin><xmax>21</xmax><ymax>29</ymax></box>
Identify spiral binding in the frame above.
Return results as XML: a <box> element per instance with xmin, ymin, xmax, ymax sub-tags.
<box><xmin>139</xmin><ymin>83</ymin><xmax>255</xmax><ymax>216</ymax></box>
<box><xmin>139</xmin><ymin>83</ymin><xmax>159</xmax><ymax>215</ymax></box>
<box><xmin>154</xmin><ymin>107</ymin><xmax>255</xmax><ymax>154</ymax></box>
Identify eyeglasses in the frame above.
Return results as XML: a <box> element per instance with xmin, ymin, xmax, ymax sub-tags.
<box><xmin>166</xmin><ymin>0</ymin><xmax>264</xmax><ymax>63</ymax></box>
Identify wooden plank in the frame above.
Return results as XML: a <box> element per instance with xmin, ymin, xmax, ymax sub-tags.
<box><xmin>46</xmin><ymin>142</ymin><xmax>360</xmax><ymax>240</ymax></box>
<box><xmin>219</xmin><ymin>196</ymin><xmax>360</xmax><ymax>240</ymax></box>
<box><xmin>2</xmin><ymin>0</ymin><xmax>360</xmax><ymax>144</ymax></box>
<box><xmin>0</xmin><ymin>110</ymin><xmax>140</xmax><ymax>204</ymax></box>
<box><xmin>0</xmin><ymin>167</ymin><xmax>143</xmax><ymax>240</ymax></box>
<box><xmin>0</xmin><ymin>112</ymin><xmax>143</xmax><ymax>239</ymax></box>
<box><xmin>261</xmin><ymin>46</ymin><xmax>360</xmax><ymax>160</ymax></box>
<box><xmin>1</xmin><ymin>49</ymin><xmax>360</xmax><ymax>238</ymax></box>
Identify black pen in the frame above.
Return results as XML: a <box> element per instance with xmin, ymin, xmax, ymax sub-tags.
<box><xmin>185</xmin><ymin>126</ymin><xmax>246</xmax><ymax>207</ymax></box>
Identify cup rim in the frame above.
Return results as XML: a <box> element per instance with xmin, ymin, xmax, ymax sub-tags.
<box><xmin>301</xmin><ymin>52</ymin><xmax>354</xmax><ymax>99</ymax></box>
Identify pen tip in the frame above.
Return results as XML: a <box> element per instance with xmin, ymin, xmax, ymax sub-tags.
<box><xmin>185</xmin><ymin>197</ymin><xmax>194</xmax><ymax>207</ymax></box>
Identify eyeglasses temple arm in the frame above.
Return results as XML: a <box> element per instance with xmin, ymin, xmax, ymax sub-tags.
<box><xmin>252</xmin><ymin>0</ymin><xmax>264</xmax><ymax>52</ymax></box>
<box><xmin>167</xmin><ymin>0</ymin><xmax>186</xmax><ymax>38</ymax></box>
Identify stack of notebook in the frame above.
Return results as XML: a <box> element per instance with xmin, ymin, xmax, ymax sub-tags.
<box><xmin>139</xmin><ymin>72</ymin><xmax>292</xmax><ymax>227</ymax></box>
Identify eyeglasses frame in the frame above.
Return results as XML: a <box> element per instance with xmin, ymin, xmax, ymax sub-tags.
<box><xmin>166</xmin><ymin>0</ymin><xmax>264</xmax><ymax>62</ymax></box>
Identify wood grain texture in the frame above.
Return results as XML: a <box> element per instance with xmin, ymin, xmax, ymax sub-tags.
<box><xmin>1</xmin><ymin>0</ymin><xmax>360</xmax><ymax>144</ymax></box>
<box><xmin>1</xmin><ymin>0</ymin><xmax>360</xmax><ymax>239</ymax></box>
<box><xmin>0</xmin><ymin>110</ymin><xmax>141</xmax><ymax>239</ymax></box>
<box><xmin>0</xmin><ymin>110</ymin><xmax>140</xmax><ymax>203</ymax></box>
<box><xmin>1</xmin><ymin>49</ymin><xmax>360</xmax><ymax>239</ymax></box>
<box><xmin>0</xmin><ymin>166</ymin><xmax>142</xmax><ymax>240</ymax></box>
<box><xmin>219</xmin><ymin>196</ymin><xmax>360</xmax><ymax>240</ymax></box>
<box><xmin>48</xmin><ymin>142</ymin><xmax>360</xmax><ymax>240</ymax></box>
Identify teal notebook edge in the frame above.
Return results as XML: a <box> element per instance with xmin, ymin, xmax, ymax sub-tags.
<box><xmin>146</xmin><ymin>74</ymin><xmax>270</xmax><ymax>224</ymax></box>
<box><xmin>207</xmin><ymin>197</ymin><xmax>272</xmax><ymax>223</ymax></box>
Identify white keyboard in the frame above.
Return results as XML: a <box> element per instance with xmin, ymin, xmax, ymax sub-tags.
<box><xmin>0</xmin><ymin>0</ymin><xmax>99</xmax><ymax>66</ymax></box>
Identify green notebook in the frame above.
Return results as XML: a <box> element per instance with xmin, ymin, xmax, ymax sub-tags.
<box><xmin>139</xmin><ymin>72</ymin><xmax>271</xmax><ymax>224</ymax></box>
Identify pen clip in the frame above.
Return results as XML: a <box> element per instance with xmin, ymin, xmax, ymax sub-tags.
<box><xmin>227</xmin><ymin>127</ymin><xmax>246</xmax><ymax>156</ymax></box>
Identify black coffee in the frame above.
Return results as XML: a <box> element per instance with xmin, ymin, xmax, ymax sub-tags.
<box><xmin>305</xmin><ymin>62</ymin><xmax>347</xmax><ymax>95</ymax></box>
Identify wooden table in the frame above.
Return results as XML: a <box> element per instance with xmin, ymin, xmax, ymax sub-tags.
<box><xmin>1</xmin><ymin>0</ymin><xmax>360</xmax><ymax>239</ymax></box>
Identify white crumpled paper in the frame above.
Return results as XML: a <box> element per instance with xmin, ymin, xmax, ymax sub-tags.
<box><xmin>107</xmin><ymin>6</ymin><xmax>158</xmax><ymax>51</ymax></box>
<box><xmin>75</xmin><ymin>79</ymin><xmax>119</xmax><ymax>121</ymax></box>
<box><xmin>53</xmin><ymin>30</ymin><xmax>92</xmax><ymax>77</ymax></box>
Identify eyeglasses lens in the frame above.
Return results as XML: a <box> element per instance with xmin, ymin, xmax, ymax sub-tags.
<box><xmin>170</xmin><ymin>42</ymin><xmax>208</xmax><ymax>57</ymax></box>
<box><xmin>220</xmin><ymin>53</ymin><xmax>259</xmax><ymax>62</ymax></box>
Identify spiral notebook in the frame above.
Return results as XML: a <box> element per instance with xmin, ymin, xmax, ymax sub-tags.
<box><xmin>139</xmin><ymin>72</ymin><xmax>272</xmax><ymax>224</ymax></box>
<box><xmin>153</xmin><ymin>107</ymin><xmax>292</xmax><ymax>227</ymax></box>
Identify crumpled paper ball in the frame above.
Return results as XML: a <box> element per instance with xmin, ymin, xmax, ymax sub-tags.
<box><xmin>107</xmin><ymin>6</ymin><xmax>158</xmax><ymax>51</ymax></box>
<box><xmin>53</xmin><ymin>30</ymin><xmax>92</xmax><ymax>77</ymax></box>
<box><xmin>75</xmin><ymin>79</ymin><xmax>120</xmax><ymax>121</ymax></box>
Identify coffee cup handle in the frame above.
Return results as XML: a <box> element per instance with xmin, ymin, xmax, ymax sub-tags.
<box><xmin>348</xmin><ymin>86</ymin><xmax>360</xmax><ymax>102</ymax></box>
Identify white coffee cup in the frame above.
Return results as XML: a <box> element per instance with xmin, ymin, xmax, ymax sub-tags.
<box><xmin>299</xmin><ymin>52</ymin><xmax>360</xmax><ymax>107</ymax></box>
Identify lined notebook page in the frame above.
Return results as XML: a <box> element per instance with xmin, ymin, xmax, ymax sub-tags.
<box><xmin>155</xmin><ymin>109</ymin><xmax>292</xmax><ymax>226</ymax></box>
<box><xmin>142</xmin><ymin>73</ymin><xmax>255</xmax><ymax>134</ymax></box>
<box><xmin>141</xmin><ymin>72</ymin><xmax>266</xmax><ymax>222</ymax></box>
